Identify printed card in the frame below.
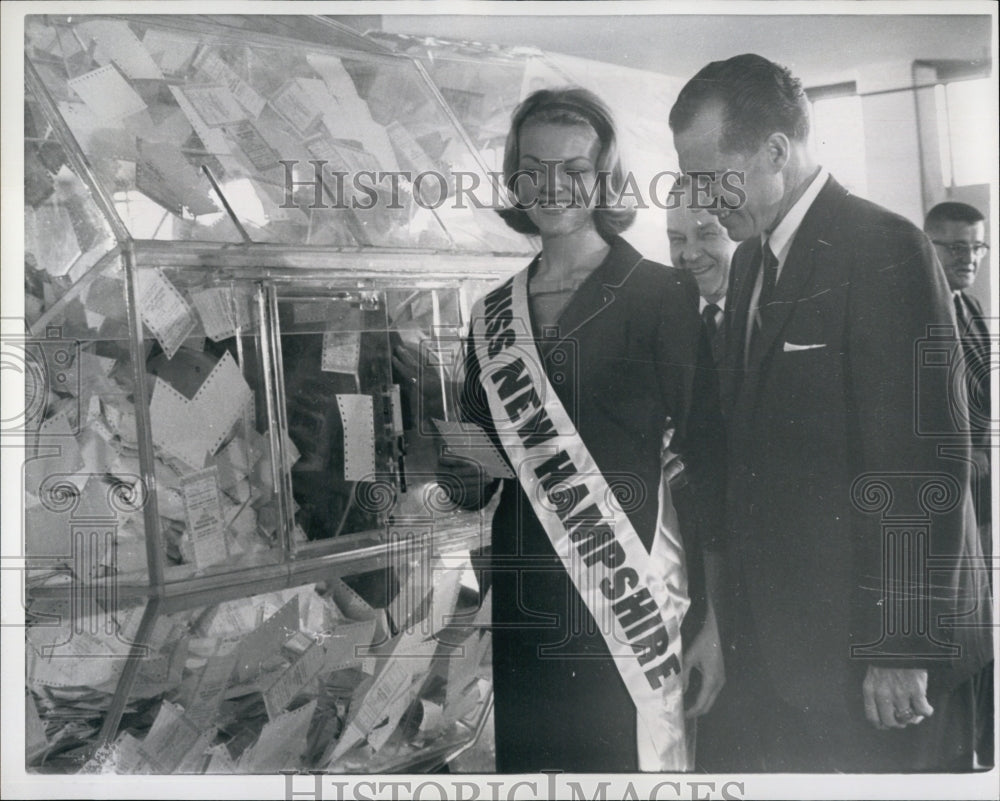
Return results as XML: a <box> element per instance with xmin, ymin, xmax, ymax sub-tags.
<box><xmin>136</xmin><ymin>267</ymin><xmax>197</xmax><ymax>359</ymax></box>
<box><xmin>180</xmin><ymin>465</ymin><xmax>229</xmax><ymax>569</ymax></box>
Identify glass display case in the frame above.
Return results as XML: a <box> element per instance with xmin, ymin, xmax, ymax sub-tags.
<box><xmin>21</xmin><ymin>13</ymin><xmax>529</xmax><ymax>774</ymax></box>
<box><xmin>366</xmin><ymin>29</ymin><xmax>685</xmax><ymax>256</ymax></box>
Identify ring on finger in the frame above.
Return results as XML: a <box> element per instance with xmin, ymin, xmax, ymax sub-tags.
<box><xmin>894</xmin><ymin>708</ymin><xmax>916</xmax><ymax>723</ymax></box>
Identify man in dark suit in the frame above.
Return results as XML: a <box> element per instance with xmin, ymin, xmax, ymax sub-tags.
<box><xmin>924</xmin><ymin>202</ymin><xmax>992</xmax><ymax>546</ymax></box>
<box><xmin>668</xmin><ymin>175</ymin><xmax>736</xmax><ymax>367</ymax></box>
<box><xmin>669</xmin><ymin>53</ymin><xmax>992</xmax><ymax>771</ymax></box>
<box><xmin>924</xmin><ymin>200</ymin><xmax>994</xmax><ymax>767</ymax></box>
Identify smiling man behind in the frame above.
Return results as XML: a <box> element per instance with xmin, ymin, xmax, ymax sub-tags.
<box><xmin>669</xmin><ymin>53</ymin><xmax>992</xmax><ymax>771</ymax></box>
<box><xmin>668</xmin><ymin>176</ymin><xmax>737</xmax><ymax>367</ymax></box>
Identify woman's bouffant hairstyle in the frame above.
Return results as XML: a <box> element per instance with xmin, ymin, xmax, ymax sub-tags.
<box><xmin>498</xmin><ymin>87</ymin><xmax>636</xmax><ymax>242</ymax></box>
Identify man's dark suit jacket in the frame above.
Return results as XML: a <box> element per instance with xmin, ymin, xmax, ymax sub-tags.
<box><xmin>956</xmin><ymin>290</ymin><xmax>992</xmax><ymax>541</ymax></box>
<box><xmin>720</xmin><ymin>175</ymin><xmax>992</xmax><ymax>722</ymax></box>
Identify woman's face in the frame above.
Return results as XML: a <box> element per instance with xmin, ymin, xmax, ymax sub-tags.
<box><xmin>513</xmin><ymin>121</ymin><xmax>604</xmax><ymax>239</ymax></box>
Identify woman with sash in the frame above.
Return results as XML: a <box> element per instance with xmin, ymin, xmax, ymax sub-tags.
<box><xmin>440</xmin><ymin>88</ymin><xmax>726</xmax><ymax>772</ymax></box>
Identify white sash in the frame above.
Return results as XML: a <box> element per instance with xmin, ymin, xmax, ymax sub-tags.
<box><xmin>472</xmin><ymin>268</ymin><xmax>690</xmax><ymax>771</ymax></box>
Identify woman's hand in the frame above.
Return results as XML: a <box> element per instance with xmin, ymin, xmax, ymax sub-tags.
<box><xmin>436</xmin><ymin>453</ymin><xmax>495</xmax><ymax>511</ymax></box>
<box><xmin>683</xmin><ymin>599</ymin><xmax>725</xmax><ymax>718</ymax></box>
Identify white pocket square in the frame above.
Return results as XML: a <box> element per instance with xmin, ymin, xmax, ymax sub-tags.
<box><xmin>783</xmin><ymin>342</ymin><xmax>827</xmax><ymax>352</ymax></box>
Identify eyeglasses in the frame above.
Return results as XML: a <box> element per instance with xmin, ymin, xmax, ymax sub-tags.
<box><xmin>931</xmin><ymin>240</ymin><xmax>990</xmax><ymax>259</ymax></box>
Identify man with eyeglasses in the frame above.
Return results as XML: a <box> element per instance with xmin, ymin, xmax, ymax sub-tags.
<box><xmin>924</xmin><ymin>200</ymin><xmax>994</xmax><ymax>768</ymax></box>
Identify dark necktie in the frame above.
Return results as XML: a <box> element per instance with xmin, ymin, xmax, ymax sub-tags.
<box><xmin>756</xmin><ymin>242</ymin><xmax>779</xmax><ymax>327</ymax></box>
<box><xmin>953</xmin><ymin>292</ymin><xmax>969</xmax><ymax>333</ymax></box>
<box><xmin>702</xmin><ymin>303</ymin><xmax>721</xmax><ymax>342</ymax></box>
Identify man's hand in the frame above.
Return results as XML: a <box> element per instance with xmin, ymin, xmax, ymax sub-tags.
<box><xmin>683</xmin><ymin>600</ymin><xmax>725</xmax><ymax>718</ymax></box>
<box><xmin>862</xmin><ymin>666</ymin><xmax>934</xmax><ymax>729</ymax></box>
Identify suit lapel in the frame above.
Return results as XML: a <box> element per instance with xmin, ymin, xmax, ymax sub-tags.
<box><xmin>724</xmin><ymin>239</ymin><xmax>761</xmax><ymax>398</ymax></box>
<box><xmin>745</xmin><ymin>176</ymin><xmax>847</xmax><ymax>378</ymax></box>
<box><xmin>555</xmin><ymin>237</ymin><xmax>644</xmax><ymax>343</ymax></box>
<box><xmin>958</xmin><ymin>292</ymin><xmax>991</xmax><ymax>380</ymax></box>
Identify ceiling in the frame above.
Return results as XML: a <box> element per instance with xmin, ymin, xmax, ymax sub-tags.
<box><xmin>370</xmin><ymin>12</ymin><xmax>992</xmax><ymax>86</ymax></box>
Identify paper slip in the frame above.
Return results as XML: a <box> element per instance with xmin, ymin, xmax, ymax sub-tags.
<box><xmin>68</xmin><ymin>64</ymin><xmax>147</xmax><ymax>121</ymax></box>
<box><xmin>137</xmin><ymin>138</ymin><xmax>221</xmax><ymax>217</ymax></box>
<box><xmin>386</xmin><ymin>121</ymin><xmax>438</xmax><ymax>175</ymax></box>
<box><xmin>431</xmin><ymin>419</ymin><xmax>514</xmax><ymax>479</ymax></box>
<box><xmin>187</xmin><ymin>350</ymin><xmax>253</xmax><ymax>454</ymax></box>
<box><xmin>282</xmin><ymin>427</ymin><xmax>301</xmax><ymax>468</ymax></box>
<box><xmin>212</xmin><ymin>437</ymin><xmax>251</xmax><ymax>489</ymax></box>
<box><xmin>200</xmin><ymin>600</ymin><xmax>257</xmax><ymax>639</ymax></box>
<box><xmin>337</xmin><ymin>394</ymin><xmax>377</xmax><ymax>482</ymax></box>
<box><xmin>321</xmin><ymin>330</ymin><xmax>361</xmax><ymax>374</ymax></box>
<box><xmin>230</xmin><ymin>119</ymin><xmax>280</xmax><ymax>171</ymax></box>
<box><xmin>204</xmin><ymin>743</ymin><xmax>237</xmax><ymax>773</ymax></box>
<box><xmin>331</xmin><ymin>139</ymin><xmax>383</xmax><ymax>176</ymax></box>
<box><xmin>190</xmin><ymin>286</ymin><xmax>250</xmax><ymax>342</ymax></box>
<box><xmin>141</xmin><ymin>28</ymin><xmax>199</xmax><ymax>75</ymax></box>
<box><xmin>241</xmin><ymin>699</ymin><xmax>317</xmax><ymax>772</ymax></box>
<box><xmin>430</xmin><ymin>554</ymin><xmax>466</xmax><ymax>635</ymax></box>
<box><xmin>442</xmin><ymin>678</ymin><xmax>486</xmax><ymax>729</ymax></box>
<box><xmin>330</xmin><ymin>660</ymin><xmax>409</xmax><ymax>761</ymax></box>
<box><xmin>136</xmin><ymin>267</ymin><xmax>196</xmax><ymax>360</ymax></box>
<box><xmin>149</xmin><ymin>378</ymin><xmax>209</xmax><ymax>469</ymax></box>
<box><xmin>77</xmin><ymin>20</ymin><xmax>164</xmax><ymax>81</ymax></box>
<box><xmin>331</xmin><ymin>631</ymin><xmax>437</xmax><ymax>761</ymax></box>
<box><xmin>417</xmin><ymin>698</ymin><xmax>445</xmax><ymax>735</ymax></box>
<box><xmin>150</xmin><ymin>351</ymin><xmax>253</xmax><ymax>468</ymax></box>
<box><xmin>184</xmin><ymin>639</ymin><xmax>239</xmax><ymax>728</ymax></box>
<box><xmin>443</xmin><ymin>631</ymin><xmax>491</xmax><ymax>715</ymax></box>
<box><xmin>196</xmin><ymin>52</ymin><xmax>267</xmax><ymax>119</ymax></box>
<box><xmin>262</xmin><ymin>639</ymin><xmax>326</xmax><ymax>719</ymax></box>
<box><xmin>269</xmin><ymin>80</ymin><xmax>323</xmax><ymax>134</ymax></box>
<box><xmin>26</xmin><ymin>692</ymin><xmax>50</xmax><ymax>761</ymax></box>
<box><xmin>142</xmin><ymin>700</ymin><xmax>204</xmax><ymax>772</ymax></box>
<box><xmin>180</xmin><ymin>466</ymin><xmax>229</xmax><ymax>569</ymax></box>
<box><xmin>389</xmin><ymin>561</ymin><xmax>433</xmax><ymax>634</ymax></box>
<box><xmin>367</xmin><ymin>678</ymin><xmax>421</xmax><ymax>753</ymax></box>
<box><xmin>166</xmin><ymin>86</ymin><xmax>236</xmax><ymax>168</ymax></box>
<box><xmin>305</xmin><ymin>53</ymin><xmax>359</xmax><ymax>100</ymax></box>
<box><xmin>472</xmin><ymin>587</ymin><xmax>492</xmax><ymax>629</ymax></box>
<box><xmin>178</xmin><ymin>85</ymin><xmax>246</xmax><ymax>127</ymax></box>
<box><xmin>233</xmin><ymin>596</ymin><xmax>299</xmax><ymax>683</ymax></box>
<box><xmin>114</xmin><ymin>732</ymin><xmax>163</xmax><ymax>773</ymax></box>
<box><xmin>331</xmin><ymin>577</ymin><xmax>378</xmax><ymax>622</ymax></box>
<box><xmin>175</xmin><ymin>729</ymin><xmax>216</xmax><ymax>773</ymax></box>
<box><xmin>324</xmin><ymin>618</ymin><xmax>377</xmax><ymax>671</ymax></box>
<box><xmin>28</xmin><ymin>206</ymin><xmax>81</xmax><ymax>278</ymax></box>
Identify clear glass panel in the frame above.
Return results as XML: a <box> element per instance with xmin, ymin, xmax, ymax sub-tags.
<box><xmin>25</xmin><ymin>15</ymin><xmax>531</xmax><ymax>254</ymax></box>
<box><xmin>25</xmin><ymin>82</ymin><xmax>118</xmax><ymax>325</ymax></box>
<box><xmin>26</xmin><ymin>599</ymin><xmax>148</xmax><ymax>772</ymax></box>
<box><xmin>208</xmin><ymin>15</ymin><xmax>389</xmax><ymax>55</ymax></box>
<box><xmin>134</xmin><ymin>267</ymin><xmax>283</xmax><ymax>581</ymax></box>
<box><xmin>366</xmin><ymin>33</ymin><xmax>526</xmax><ymax>170</ymax></box>
<box><xmin>385</xmin><ymin>287</ymin><xmax>465</xmax><ymax>520</ymax></box>
<box><xmin>76</xmin><ymin>570</ymin><xmax>489</xmax><ymax>773</ymax></box>
<box><xmin>278</xmin><ymin>290</ymin><xmax>397</xmax><ymax>548</ymax></box>
<box><xmin>23</xmin><ymin>252</ymin><xmax>150</xmax><ymax>591</ymax></box>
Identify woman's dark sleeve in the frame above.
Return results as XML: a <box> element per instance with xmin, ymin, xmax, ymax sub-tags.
<box><xmin>438</xmin><ymin>331</ymin><xmax>503</xmax><ymax>511</ymax></box>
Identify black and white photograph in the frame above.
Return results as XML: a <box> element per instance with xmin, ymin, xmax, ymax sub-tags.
<box><xmin>1</xmin><ymin>2</ymin><xmax>997</xmax><ymax>799</ymax></box>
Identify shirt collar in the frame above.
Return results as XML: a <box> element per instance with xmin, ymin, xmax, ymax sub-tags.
<box><xmin>763</xmin><ymin>166</ymin><xmax>829</xmax><ymax>267</ymax></box>
<box><xmin>699</xmin><ymin>295</ymin><xmax>726</xmax><ymax>313</ymax></box>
